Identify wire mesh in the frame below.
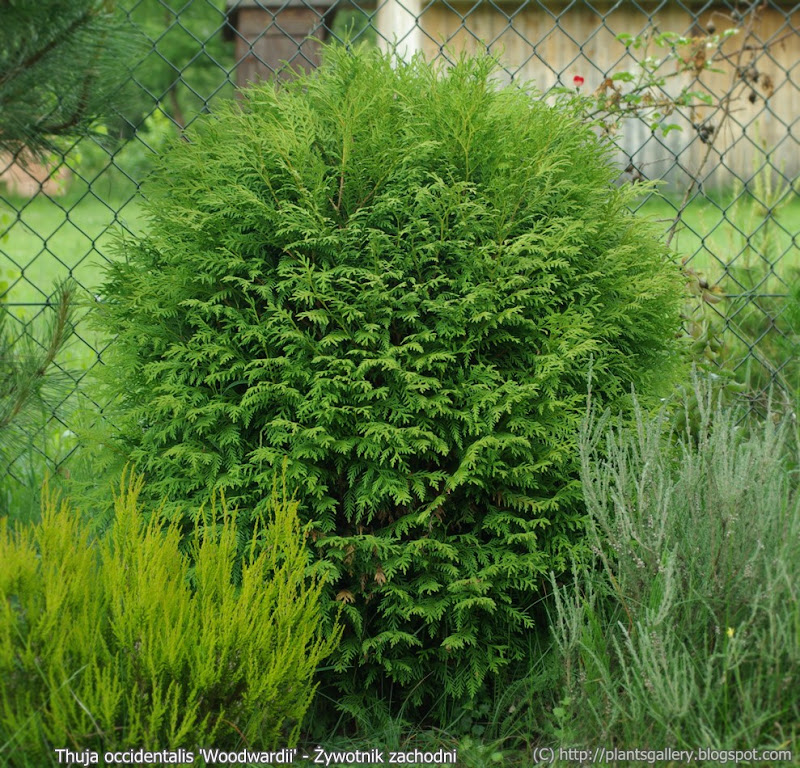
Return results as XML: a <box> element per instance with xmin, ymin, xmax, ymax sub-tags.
<box><xmin>1</xmin><ymin>0</ymin><xmax>798</xmax><ymax>492</ymax></box>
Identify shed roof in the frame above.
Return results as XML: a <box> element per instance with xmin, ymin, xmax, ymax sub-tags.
<box><xmin>227</xmin><ymin>0</ymin><xmax>353</xmax><ymax>9</ymax></box>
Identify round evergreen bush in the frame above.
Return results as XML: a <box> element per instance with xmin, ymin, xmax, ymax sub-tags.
<box><xmin>92</xmin><ymin>45</ymin><xmax>684</xmax><ymax>716</ymax></box>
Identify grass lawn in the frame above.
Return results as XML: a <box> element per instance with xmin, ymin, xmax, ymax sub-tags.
<box><xmin>1</xmin><ymin>188</ymin><xmax>144</xmax><ymax>309</ymax></box>
<box><xmin>0</xmin><ymin>185</ymin><xmax>145</xmax><ymax>494</ymax></box>
<box><xmin>3</xmin><ymin>183</ymin><xmax>797</xmax><ymax>313</ymax></box>
<box><xmin>638</xmin><ymin>187</ymin><xmax>800</xmax><ymax>291</ymax></box>
<box><xmin>1</xmin><ymin>186</ymin><xmax>144</xmax><ymax>372</ymax></box>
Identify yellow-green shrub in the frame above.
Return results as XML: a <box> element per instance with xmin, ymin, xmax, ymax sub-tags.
<box><xmin>0</xmin><ymin>472</ymin><xmax>340</xmax><ymax>765</ymax></box>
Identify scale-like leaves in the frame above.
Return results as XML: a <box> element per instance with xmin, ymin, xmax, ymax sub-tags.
<box><xmin>90</xmin><ymin>43</ymin><xmax>684</xmax><ymax>721</ymax></box>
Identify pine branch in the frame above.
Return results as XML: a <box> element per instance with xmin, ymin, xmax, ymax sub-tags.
<box><xmin>0</xmin><ymin>281</ymin><xmax>76</xmax><ymax>435</ymax></box>
<box><xmin>0</xmin><ymin>0</ymin><xmax>135</xmax><ymax>154</ymax></box>
<box><xmin>0</xmin><ymin>8</ymin><xmax>94</xmax><ymax>89</ymax></box>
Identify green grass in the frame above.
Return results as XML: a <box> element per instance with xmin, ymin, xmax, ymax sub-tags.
<box><xmin>1</xmin><ymin>188</ymin><xmax>143</xmax><ymax>309</ymax></box>
<box><xmin>637</xmin><ymin>186</ymin><xmax>800</xmax><ymax>289</ymax></box>
<box><xmin>1</xmin><ymin>185</ymin><xmax>144</xmax><ymax>384</ymax></box>
<box><xmin>0</xmin><ymin>184</ymin><xmax>144</xmax><ymax>514</ymax></box>
<box><xmin>641</xmin><ymin>185</ymin><xmax>800</xmax><ymax>402</ymax></box>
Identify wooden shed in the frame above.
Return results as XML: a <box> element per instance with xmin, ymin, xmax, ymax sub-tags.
<box><xmin>225</xmin><ymin>0</ymin><xmax>337</xmax><ymax>82</ymax></box>
<box><xmin>225</xmin><ymin>0</ymin><xmax>800</xmax><ymax>187</ymax></box>
<box><xmin>402</xmin><ymin>1</ymin><xmax>800</xmax><ymax>188</ymax></box>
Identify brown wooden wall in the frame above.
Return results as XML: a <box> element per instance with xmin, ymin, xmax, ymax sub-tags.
<box><xmin>232</xmin><ymin>5</ymin><xmax>332</xmax><ymax>84</ymax></box>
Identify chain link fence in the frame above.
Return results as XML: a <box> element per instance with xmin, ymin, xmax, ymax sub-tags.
<box><xmin>1</xmin><ymin>0</ymin><xmax>798</xmax><ymax>491</ymax></box>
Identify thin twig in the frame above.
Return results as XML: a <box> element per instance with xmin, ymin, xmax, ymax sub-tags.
<box><xmin>665</xmin><ymin>7</ymin><xmax>760</xmax><ymax>248</ymax></box>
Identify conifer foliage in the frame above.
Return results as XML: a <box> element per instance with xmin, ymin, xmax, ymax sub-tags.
<box><xmin>93</xmin><ymin>45</ymin><xmax>684</xmax><ymax>713</ymax></box>
<box><xmin>0</xmin><ymin>472</ymin><xmax>338</xmax><ymax>762</ymax></box>
<box><xmin>0</xmin><ymin>280</ymin><xmax>76</xmax><ymax>480</ymax></box>
<box><xmin>0</xmin><ymin>0</ymin><xmax>134</xmax><ymax>155</ymax></box>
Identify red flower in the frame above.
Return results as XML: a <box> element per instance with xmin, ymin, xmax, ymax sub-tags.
<box><xmin>573</xmin><ymin>75</ymin><xmax>585</xmax><ymax>87</ymax></box>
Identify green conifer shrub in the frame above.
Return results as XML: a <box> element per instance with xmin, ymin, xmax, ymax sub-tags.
<box><xmin>89</xmin><ymin>45</ymin><xmax>684</xmax><ymax>715</ymax></box>
<box><xmin>0</xmin><ymin>472</ymin><xmax>339</xmax><ymax>765</ymax></box>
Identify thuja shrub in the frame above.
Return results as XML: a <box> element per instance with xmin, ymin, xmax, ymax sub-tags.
<box><xmin>91</xmin><ymin>45</ymin><xmax>684</xmax><ymax>712</ymax></box>
<box><xmin>0</xmin><ymin>472</ymin><xmax>339</xmax><ymax>765</ymax></box>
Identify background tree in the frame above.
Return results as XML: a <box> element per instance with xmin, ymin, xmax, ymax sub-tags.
<box><xmin>119</xmin><ymin>0</ymin><xmax>234</xmax><ymax>133</ymax></box>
